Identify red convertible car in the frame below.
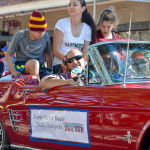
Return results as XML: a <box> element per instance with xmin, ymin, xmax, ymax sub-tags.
<box><xmin>0</xmin><ymin>40</ymin><xmax>150</xmax><ymax>150</ymax></box>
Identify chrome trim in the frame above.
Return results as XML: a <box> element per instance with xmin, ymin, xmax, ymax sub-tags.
<box><xmin>23</xmin><ymin>89</ymin><xmax>36</xmax><ymax>99</ymax></box>
<box><xmin>11</xmin><ymin>144</ymin><xmax>42</xmax><ymax>150</ymax></box>
<box><xmin>125</xmin><ymin>131</ymin><xmax>132</xmax><ymax>144</ymax></box>
<box><xmin>13</xmin><ymin>119</ymin><xmax>21</xmax><ymax>122</ymax></box>
<box><xmin>9</xmin><ymin>109</ymin><xmax>22</xmax><ymax>131</ymax></box>
<box><xmin>88</xmin><ymin>40</ymin><xmax>150</xmax><ymax>48</ymax></box>
<box><xmin>93</xmin><ymin>46</ymin><xmax>113</xmax><ymax>84</ymax></box>
<box><xmin>14</xmin><ymin>125</ymin><xmax>22</xmax><ymax>128</ymax></box>
<box><xmin>86</xmin><ymin>55</ymin><xmax>89</xmax><ymax>85</ymax></box>
<box><xmin>87</xmin><ymin>41</ymin><xmax>150</xmax><ymax>85</ymax></box>
<box><xmin>89</xmin><ymin>46</ymin><xmax>105</xmax><ymax>84</ymax></box>
<box><xmin>88</xmin><ymin>45</ymin><xmax>113</xmax><ymax>85</ymax></box>
<box><xmin>116</xmin><ymin>131</ymin><xmax>132</xmax><ymax>144</ymax></box>
<box><xmin>12</xmin><ymin>114</ymin><xmax>20</xmax><ymax>116</ymax></box>
<box><xmin>23</xmin><ymin>89</ymin><xmax>36</xmax><ymax>92</ymax></box>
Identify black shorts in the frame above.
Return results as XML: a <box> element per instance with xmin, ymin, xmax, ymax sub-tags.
<box><xmin>39</xmin><ymin>66</ymin><xmax>52</xmax><ymax>80</ymax></box>
<box><xmin>15</xmin><ymin>61</ymin><xmax>52</xmax><ymax>79</ymax></box>
<box><xmin>14</xmin><ymin>61</ymin><xmax>27</xmax><ymax>73</ymax></box>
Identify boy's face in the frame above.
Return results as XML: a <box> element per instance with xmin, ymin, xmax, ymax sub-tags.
<box><xmin>30</xmin><ymin>30</ymin><xmax>45</xmax><ymax>40</ymax></box>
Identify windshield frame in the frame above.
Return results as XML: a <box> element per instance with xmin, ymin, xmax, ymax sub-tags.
<box><xmin>87</xmin><ymin>40</ymin><xmax>150</xmax><ymax>86</ymax></box>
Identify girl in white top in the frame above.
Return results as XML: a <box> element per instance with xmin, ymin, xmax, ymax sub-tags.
<box><xmin>53</xmin><ymin>0</ymin><xmax>96</xmax><ymax>73</ymax></box>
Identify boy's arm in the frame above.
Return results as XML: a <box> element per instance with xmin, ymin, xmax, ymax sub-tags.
<box><xmin>5</xmin><ymin>51</ymin><xmax>21</xmax><ymax>77</ymax></box>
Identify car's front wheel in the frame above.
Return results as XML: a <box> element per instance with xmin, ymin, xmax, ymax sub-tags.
<box><xmin>0</xmin><ymin>119</ymin><xmax>10</xmax><ymax>150</ymax></box>
<box><xmin>141</xmin><ymin>129</ymin><xmax>150</xmax><ymax>150</ymax></box>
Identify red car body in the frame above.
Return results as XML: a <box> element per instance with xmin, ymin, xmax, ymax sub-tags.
<box><xmin>0</xmin><ymin>41</ymin><xmax>150</xmax><ymax>150</ymax></box>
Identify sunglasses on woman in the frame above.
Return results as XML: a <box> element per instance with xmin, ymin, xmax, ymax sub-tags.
<box><xmin>67</xmin><ymin>55</ymin><xmax>83</xmax><ymax>63</ymax></box>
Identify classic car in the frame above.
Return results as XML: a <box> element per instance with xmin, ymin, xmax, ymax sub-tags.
<box><xmin>0</xmin><ymin>40</ymin><xmax>150</xmax><ymax>150</ymax></box>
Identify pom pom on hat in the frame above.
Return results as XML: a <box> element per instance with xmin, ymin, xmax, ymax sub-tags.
<box><xmin>1</xmin><ymin>46</ymin><xmax>8</xmax><ymax>51</ymax></box>
<box><xmin>29</xmin><ymin>11</ymin><xmax>47</xmax><ymax>31</ymax></box>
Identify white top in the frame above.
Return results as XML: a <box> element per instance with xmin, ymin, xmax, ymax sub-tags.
<box><xmin>53</xmin><ymin>17</ymin><xmax>92</xmax><ymax>66</ymax></box>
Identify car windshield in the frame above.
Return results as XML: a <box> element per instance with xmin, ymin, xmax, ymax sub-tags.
<box><xmin>88</xmin><ymin>41</ymin><xmax>150</xmax><ymax>84</ymax></box>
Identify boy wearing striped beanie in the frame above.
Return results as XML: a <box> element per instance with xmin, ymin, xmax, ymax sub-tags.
<box><xmin>5</xmin><ymin>11</ymin><xmax>52</xmax><ymax>80</ymax></box>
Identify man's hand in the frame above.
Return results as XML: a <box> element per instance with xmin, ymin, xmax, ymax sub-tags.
<box><xmin>68</xmin><ymin>80</ymin><xmax>77</xmax><ymax>85</ymax></box>
<box><xmin>11</xmin><ymin>70</ymin><xmax>21</xmax><ymax>78</ymax></box>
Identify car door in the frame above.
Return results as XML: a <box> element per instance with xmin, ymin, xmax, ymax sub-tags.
<box><xmin>102</xmin><ymin>85</ymin><xmax>150</xmax><ymax>150</ymax></box>
<box><xmin>1</xmin><ymin>80</ymin><xmax>104</xmax><ymax>149</ymax></box>
<box><xmin>28</xmin><ymin>86</ymin><xmax>104</xmax><ymax>150</ymax></box>
<box><xmin>3</xmin><ymin>83</ymin><xmax>42</xmax><ymax>148</ymax></box>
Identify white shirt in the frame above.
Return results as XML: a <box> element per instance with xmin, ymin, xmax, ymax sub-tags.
<box><xmin>53</xmin><ymin>17</ymin><xmax>92</xmax><ymax>66</ymax></box>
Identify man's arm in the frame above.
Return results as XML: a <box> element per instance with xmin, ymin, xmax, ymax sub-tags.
<box><xmin>46</xmin><ymin>52</ymin><xmax>52</xmax><ymax>69</ymax></box>
<box><xmin>39</xmin><ymin>77</ymin><xmax>77</xmax><ymax>90</ymax></box>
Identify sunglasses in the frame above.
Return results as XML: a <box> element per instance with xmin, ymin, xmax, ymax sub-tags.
<box><xmin>67</xmin><ymin>55</ymin><xmax>83</xmax><ymax>63</ymax></box>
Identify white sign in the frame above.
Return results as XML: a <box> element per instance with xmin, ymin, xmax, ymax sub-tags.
<box><xmin>30</xmin><ymin>108</ymin><xmax>89</xmax><ymax>144</ymax></box>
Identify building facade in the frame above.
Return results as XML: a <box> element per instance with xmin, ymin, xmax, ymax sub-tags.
<box><xmin>0</xmin><ymin>0</ymin><xmax>150</xmax><ymax>48</ymax></box>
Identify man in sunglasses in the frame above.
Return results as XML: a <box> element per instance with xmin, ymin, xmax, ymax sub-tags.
<box><xmin>39</xmin><ymin>48</ymin><xmax>86</xmax><ymax>90</ymax></box>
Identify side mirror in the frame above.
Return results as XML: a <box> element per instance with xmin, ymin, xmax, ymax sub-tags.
<box><xmin>71</xmin><ymin>67</ymin><xmax>85</xmax><ymax>86</ymax></box>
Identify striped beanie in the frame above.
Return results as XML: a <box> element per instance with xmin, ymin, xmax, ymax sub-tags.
<box><xmin>29</xmin><ymin>11</ymin><xmax>47</xmax><ymax>31</ymax></box>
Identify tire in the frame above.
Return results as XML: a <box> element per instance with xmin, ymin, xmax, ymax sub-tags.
<box><xmin>141</xmin><ymin>139</ymin><xmax>150</xmax><ymax>150</ymax></box>
<box><xmin>0</xmin><ymin>119</ymin><xmax>10</xmax><ymax>150</ymax></box>
<box><xmin>141</xmin><ymin>129</ymin><xmax>150</xmax><ymax>150</ymax></box>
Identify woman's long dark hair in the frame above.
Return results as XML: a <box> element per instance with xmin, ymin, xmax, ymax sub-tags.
<box><xmin>79</xmin><ymin>0</ymin><xmax>96</xmax><ymax>44</ymax></box>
